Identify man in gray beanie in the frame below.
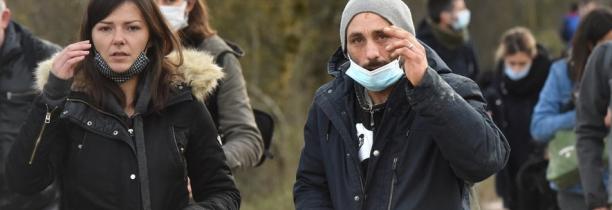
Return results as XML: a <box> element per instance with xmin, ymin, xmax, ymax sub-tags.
<box><xmin>294</xmin><ymin>0</ymin><xmax>509</xmax><ymax>209</ymax></box>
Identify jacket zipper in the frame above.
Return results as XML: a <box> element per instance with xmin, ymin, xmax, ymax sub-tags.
<box><xmin>387</xmin><ymin>157</ymin><xmax>398</xmax><ymax>210</ymax></box>
<box><xmin>29</xmin><ymin>105</ymin><xmax>57</xmax><ymax>165</ymax></box>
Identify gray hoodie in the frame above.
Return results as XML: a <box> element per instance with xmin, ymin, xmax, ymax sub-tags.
<box><xmin>576</xmin><ymin>41</ymin><xmax>612</xmax><ymax>209</ymax></box>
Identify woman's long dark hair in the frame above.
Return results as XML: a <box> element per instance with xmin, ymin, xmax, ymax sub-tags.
<box><xmin>569</xmin><ymin>7</ymin><xmax>612</xmax><ymax>83</ymax></box>
<box><xmin>77</xmin><ymin>0</ymin><xmax>183</xmax><ymax>111</ymax></box>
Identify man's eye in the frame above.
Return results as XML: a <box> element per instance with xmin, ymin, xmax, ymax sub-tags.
<box><xmin>351</xmin><ymin>37</ymin><xmax>364</xmax><ymax>44</ymax></box>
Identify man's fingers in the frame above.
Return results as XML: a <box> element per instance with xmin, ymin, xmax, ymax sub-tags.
<box><xmin>390</xmin><ymin>47</ymin><xmax>419</xmax><ymax>61</ymax></box>
<box><xmin>383</xmin><ymin>25</ymin><xmax>412</xmax><ymax>40</ymax></box>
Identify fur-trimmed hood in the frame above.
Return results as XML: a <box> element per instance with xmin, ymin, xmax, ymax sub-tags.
<box><xmin>34</xmin><ymin>48</ymin><xmax>224</xmax><ymax>103</ymax></box>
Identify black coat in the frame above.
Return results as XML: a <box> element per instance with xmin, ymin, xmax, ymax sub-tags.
<box><xmin>0</xmin><ymin>21</ymin><xmax>60</xmax><ymax>209</ymax></box>
<box><xmin>5</xmin><ymin>49</ymin><xmax>240</xmax><ymax>210</ymax></box>
<box><xmin>484</xmin><ymin>45</ymin><xmax>552</xmax><ymax>209</ymax></box>
<box><xmin>416</xmin><ymin>19</ymin><xmax>480</xmax><ymax>80</ymax></box>
<box><xmin>293</xmin><ymin>44</ymin><xmax>509</xmax><ymax>210</ymax></box>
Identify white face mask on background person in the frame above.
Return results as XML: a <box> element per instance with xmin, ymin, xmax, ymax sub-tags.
<box><xmin>159</xmin><ymin>0</ymin><xmax>189</xmax><ymax>31</ymax></box>
<box><xmin>452</xmin><ymin>9</ymin><xmax>471</xmax><ymax>30</ymax></box>
<box><xmin>345</xmin><ymin>59</ymin><xmax>405</xmax><ymax>92</ymax></box>
<box><xmin>503</xmin><ymin>63</ymin><xmax>531</xmax><ymax>81</ymax></box>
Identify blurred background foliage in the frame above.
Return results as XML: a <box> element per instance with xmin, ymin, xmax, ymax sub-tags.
<box><xmin>5</xmin><ymin>0</ymin><xmax>598</xmax><ymax>209</ymax></box>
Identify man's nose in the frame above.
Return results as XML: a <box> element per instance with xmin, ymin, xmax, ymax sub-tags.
<box><xmin>364</xmin><ymin>40</ymin><xmax>381</xmax><ymax>61</ymax></box>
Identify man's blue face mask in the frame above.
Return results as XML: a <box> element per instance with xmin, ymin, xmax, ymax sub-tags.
<box><xmin>345</xmin><ymin>58</ymin><xmax>405</xmax><ymax>92</ymax></box>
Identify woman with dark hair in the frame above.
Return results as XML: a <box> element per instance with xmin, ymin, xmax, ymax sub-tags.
<box><xmin>4</xmin><ymin>0</ymin><xmax>240</xmax><ymax>209</ymax></box>
<box><xmin>155</xmin><ymin>0</ymin><xmax>263</xmax><ymax>169</ymax></box>
<box><xmin>485</xmin><ymin>26</ymin><xmax>552</xmax><ymax>210</ymax></box>
<box><xmin>532</xmin><ymin>7</ymin><xmax>612</xmax><ymax>210</ymax></box>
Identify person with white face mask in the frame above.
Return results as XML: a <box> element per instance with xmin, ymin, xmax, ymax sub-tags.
<box><xmin>484</xmin><ymin>26</ymin><xmax>553</xmax><ymax>210</ymax></box>
<box><xmin>155</xmin><ymin>0</ymin><xmax>264</xmax><ymax>170</ymax></box>
<box><xmin>416</xmin><ymin>0</ymin><xmax>480</xmax><ymax>80</ymax></box>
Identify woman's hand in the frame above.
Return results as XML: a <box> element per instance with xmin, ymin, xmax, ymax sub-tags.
<box><xmin>51</xmin><ymin>40</ymin><xmax>91</xmax><ymax>80</ymax></box>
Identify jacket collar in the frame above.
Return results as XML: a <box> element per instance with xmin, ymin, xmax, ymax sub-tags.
<box><xmin>0</xmin><ymin>21</ymin><xmax>23</xmax><ymax>65</ymax></box>
<box><xmin>34</xmin><ymin>48</ymin><xmax>224</xmax><ymax>106</ymax></box>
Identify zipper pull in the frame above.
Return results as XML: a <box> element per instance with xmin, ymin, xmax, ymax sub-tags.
<box><xmin>44</xmin><ymin>112</ymin><xmax>52</xmax><ymax>124</ymax></box>
<box><xmin>369</xmin><ymin>106</ymin><xmax>375</xmax><ymax>127</ymax></box>
<box><xmin>392</xmin><ymin>157</ymin><xmax>398</xmax><ymax>170</ymax></box>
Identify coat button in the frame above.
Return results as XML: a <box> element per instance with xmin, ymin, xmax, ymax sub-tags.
<box><xmin>86</xmin><ymin>121</ymin><xmax>93</xmax><ymax>126</ymax></box>
<box><xmin>327</xmin><ymin>89</ymin><xmax>333</xmax><ymax>94</ymax></box>
<box><xmin>372</xmin><ymin>150</ymin><xmax>380</xmax><ymax>157</ymax></box>
<box><xmin>354</xmin><ymin>195</ymin><xmax>360</xmax><ymax>202</ymax></box>
<box><xmin>113</xmin><ymin>130</ymin><xmax>119</xmax><ymax>136</ymax></box>
<box><xmin>128</xmin><ymin>129</ymin><xmax>134</xmax><ymax>135</ymax></box>
<box><xmin>77</xmin><ymin>144</ymin><xmax>83</xmax><ymax>149</ymax></box>
<box><xmin>62</xmin><ymin>110</ymin><xmax>69</xmax><ymax>115</ymax></box>
<box><xmin>130</xmin><ymin>174</ymin><xmax>136</xmax><ymax>180</ymax></box>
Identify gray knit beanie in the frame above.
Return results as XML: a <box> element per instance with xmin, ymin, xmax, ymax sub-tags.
<box><xmin>340</xmin><ymin>0</ymin><xmax>415</xmax><ymax>53</ymax></box>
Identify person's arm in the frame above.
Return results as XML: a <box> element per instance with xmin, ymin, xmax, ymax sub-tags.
<box><xmin>576</xmin><ymin>42</ymin><xmax>612</xmax><ymax>210</ymax></box>
<box><xmin>187</xmin><ymin>102</ymin><xmax>241</xmax><ymax>210</ymax></box>
<box><xmin>293</xmin><ymin>104</ymin><xmax>334</xmax><ymax>210</ymax></box>
<box><xmin>530</xmin><ymin>61</ymin><xmax>576</xmax><ymax>142</ymax></box>
<box><xmin>6</xmin><ymin>73</ymin><xmax>72</xmax><ymax>195</ymax></box>
<box><xmin>382</xmin><ymin>26</ymin><xmax>508</xmax><ymax>183</ymax></box>
<box><xmin>217</xmin><ymin>55</ymin><xmax>264</xmax><ymax>169</ymax></box>
<box><xmin>405</xmin><ymin>68</ymin><xmax>510</xmax><ymax>183</ymax></box>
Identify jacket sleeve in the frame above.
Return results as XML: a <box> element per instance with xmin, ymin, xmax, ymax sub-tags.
<box><xmin>530</xmin><ymin>61</ymin><xmax>576</xmax><ymax>142</ymax></box>
<box><xmin>187</xmin><ymin>102</ymin><xmax>241</xmax><ymax>210</ymax></box>
<box><xmin>576</xmin><ymin>42</ymin><xmax>612</xmax><ymax>209</ymax></box>
<box><xmin>217</xmin><ymin>55</ymin><xmax>264</xmax><ymax>169</ymax></box>
<box><xmin>6</xmin><ymin>73</ymin><xmax>72</xmax><ymax>195</ymax></box>
<box><xmin>405</xmin><ymin>68</ymin><xmax>510</xmax><ymax>183</ymax></box>
<box><xmin>293</xmin><ymin>104</ymin><xmax>334</xmax><ymax>210</ymax></box>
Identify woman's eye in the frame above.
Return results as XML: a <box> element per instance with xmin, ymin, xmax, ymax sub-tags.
<box><xmin>127</xmin><ymin>26</ymin><xmax>141</xmax><ymax>31</ymax></box>
<box><xmin>98</xmin><ymin>27</ymin><xmax>112</xmax><ymax>32</ymax></box>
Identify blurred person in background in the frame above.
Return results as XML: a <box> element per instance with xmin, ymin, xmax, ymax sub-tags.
<box><xmin>155</xmin><ymin>0</ymin><xmax>263</xmax><ymax>170</ymax></box>
<box><xmin>417</xmin><ymin>0</ymin><xmax>479</xmax><ymax>80</ymax></box>
<box><xmin>560</xmin><ymin>2</ymin><xmax>580</xmax><ymax>48</ymax></box>
<box><xmin>0</xmin><ymin>0</ymin><xmax>60</xmax><ymax>209</ymax></box>
<box><xmin>532</xmin><ymin>8</ymin><xmax>612</xmax><ymax>210</ymax></box>
<box><xmin>573</xmin><ymin>7</ymin><xmax>612</xmax><ymax>210</ymax></box>
<box><xmin>4</xmin><ymin>0</ymin><xmax>240</xmax><ymax>209</ymax></box>
<box><xmin>485</xmin><ymin>26</ymin><xmax>552</xmax><ymax>210</ymax></box>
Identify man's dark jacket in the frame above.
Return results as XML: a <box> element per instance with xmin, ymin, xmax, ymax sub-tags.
<box><xmin>0</xmin><ymin>21</ymin><xmax>60</xmax><ymax>210</ymax></box>
<box><xmin>294</xmin><ymin>43</ymin><xmax>510</xmax><ymax>210</ymax></box>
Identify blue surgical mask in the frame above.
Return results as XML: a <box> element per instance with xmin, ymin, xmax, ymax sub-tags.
<box><xmin>503</xmin><ymin>63</ymin><xmax>531</xmax><ymax>81</ymax></box>
<box><xmin>452</xmin><ymin>9</ymin><xmax>471</xmax><ymax>30</ymax></box>
<box><xmin>345</xmin><ymin>59</ymin><xmax>405</xmax><ymax>92</ymax></box>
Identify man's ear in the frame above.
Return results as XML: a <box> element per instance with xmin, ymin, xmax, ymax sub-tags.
<box><xmin>0</xmin><ymin>9</ymin><xmax>11</xmax><ymax>30</ymax></box>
